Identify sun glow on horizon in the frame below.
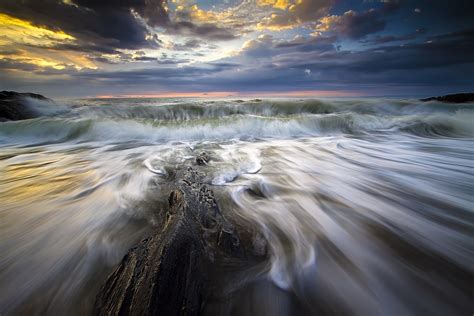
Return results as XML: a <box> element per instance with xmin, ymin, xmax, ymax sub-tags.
<box><xmin>94</xmin><ymin>90</ymin><xmax>361</xmax><ymax>99</ymax></box>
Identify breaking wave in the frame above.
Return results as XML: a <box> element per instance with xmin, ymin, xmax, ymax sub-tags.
<box><xmin>0</xmin><ymin>106</ymin><xmax>473</xmax><ymax>145</ymax></box>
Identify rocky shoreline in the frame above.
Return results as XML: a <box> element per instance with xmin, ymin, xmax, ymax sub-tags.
<box><xmin>420</xmin><ymin>92</ymin><xmax>474</xmax><ymax>103</ymax></box>
<box><xmin>0</xmin><ymin>91</ymin><xmax>54</xmax><ymax>121</ymax></box>
<box><xmin>94</xmin><ymin>166</ymin><xmax>267</xmax><ymax>316</ymax></box>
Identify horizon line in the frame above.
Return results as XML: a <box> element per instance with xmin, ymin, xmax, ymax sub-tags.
<box><xmin>93</xmin><ymin>90</ymin><xmax>364</xmax><ymax>99</ymax></box>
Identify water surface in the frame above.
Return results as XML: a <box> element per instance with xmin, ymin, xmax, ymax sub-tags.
<box><xmin>0</xmin><ymin>97</ymin><xmax>472</xmax><ymax>315</ymax></box>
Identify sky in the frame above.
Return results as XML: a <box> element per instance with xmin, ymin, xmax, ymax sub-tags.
<box><xmin>0</xmin><ymin>0</ymin><xmax>473</xmax><ymax>98</ymax></box>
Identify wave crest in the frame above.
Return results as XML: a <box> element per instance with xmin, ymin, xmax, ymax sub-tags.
<box><xmin>1</xmin><ymin>110</ymin><xmax>472</xmax><ymax>145</ymax></box>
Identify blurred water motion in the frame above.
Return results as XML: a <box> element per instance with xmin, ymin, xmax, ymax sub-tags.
<box><xmin>0</xmin><ymin>98</ymin><xmax>473</xmax><ymax>315</ymax></box>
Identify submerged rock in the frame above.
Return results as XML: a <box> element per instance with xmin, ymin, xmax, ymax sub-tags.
<box><xmin>420</xmin><ymin>93</ymin><xmax>474</xmax><ymax>103</ymax></box>
<box><xmin>196</xmin><ymin>152</ymin><xmax>210</xmax><ymax>166</ymax></box>
<box><xmin>0</xmin><ymin>91</ymin><xmax>53</xmax><ymax>121</ymax></box>
<box><xmin>94</xmin><ymin>167</ymin><xmax>266</xmax><ymax>316</ymax></box>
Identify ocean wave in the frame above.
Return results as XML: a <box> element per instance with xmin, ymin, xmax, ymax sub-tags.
<box><xmin>69</xmin><ymin>98</ymin><xmax>474</xmax><ymax>121</ymax></box>
<box><xmin>22</xmin><ymin>96</ymin><xmax>71</xmax><ymax>117</ymax></box>
<box><xmin>1</xmin><ymin>110</ymin><xmax>472</xmax><ymax>145</ymax></box>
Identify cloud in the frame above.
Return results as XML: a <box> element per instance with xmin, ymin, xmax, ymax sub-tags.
<box><xmin>1</xmin><ymin>0</ymin><xmax>473</xmax><ymax>97</ymax></box>
<box><xmin>0</xmin><ymin>0</ymin><xmax>165</xmax><ymax>51</ymax></box>
<box><xmin>165</xmin><ymin>21</ymin><xmax>237</xmax><ymax>40</ymax></box>
<box><xmin>314</xmin><ymin>5</ymin><xmax>399</xmax><ymax>39</ymax></box>
<box><xmin>133</xmin><ymin>56</ymin><xmax>157</xmax><ymax>62</ymax></box>
<box><xmin>0</xmin><ymin>48</ymin><xmax>22</xmax><ymax>56</ymax></box>
<box><xmin>0</xmin><ymin>0</ymin><xmax>237</xmax><ymax>57</ymax></box>
<box><xmin>75</xmin><ymin>27</ymin><xmax>471</xmax><ymax>93</ymax></box>
<box><xmin>269</xmin><ymin>29</ymin><xmax>474</xmax><ymax>84</ymax></box>
<box><xmin>236</xmin><ymin>34</ymin><xmax>336</xmax><ymax>61</ymax></box>
<box><xmin>169</xmin><ymin>39</ymin><xmax>218</xmax><ymax>52</ymax></box>
<box><xmin>14</xmin><ymin>28</ymin><xmax>472</xmax><ymax>95</ymax></box>
<box><xmin>256</xmin><ymin>0</ymin><xmax>334</xmax><ymax>30</ymax></box>
<box><xmin>165</xmin><ymin>4</ymin><xmax>242</xmax><ymax>41</ymax></box>
<box><xmin>0</xmin><ymin>56</ymin><xmax>82</xmax><ymax>74</ymax></box>
<box><xmin>366</xmin><ymin>28</ymin><xmax>426</xmax><ymax>44</ymax></box>
<box><xmin>0</xmin><ymin>57</ymin><xmax>42</xmax><ymax>72</ymax></box>
<box><xmin>429</xmin><ymin>28</ymin><xmax>474</xmax><ymax>42</ymax></box>
<box><xmin>0</xmin><ymin>0</ymin><xmax>238</xmax><ymax>71</ymax></box>
<box><xmin>4</xmin><ymin>27</ymin><xmax>473</xmax><ymax>97</ymax></box>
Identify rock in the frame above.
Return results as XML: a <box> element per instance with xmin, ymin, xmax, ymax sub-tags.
<box><xmin>420</xmin><ymin>93</ymin><xmax>474</xmax><ymax>103</ymax></box>
<box><xmin>196</xmin><ymin>152</ymin><xmax>210</xmax><ymax>166</ymax></box>
<box><xmin>0</xmin><ymin>91</ymin><xmax>53</xmax><ymax>121</ymax></box>
<box><xmin>94</xmin><ymin>190</ymin><xmax>204</xmax><ymax>315</ymax></box>
<box><xmin>94</xmin><ymin>167</ymin><xmax>265</xmax><ymax>316</ymax></box>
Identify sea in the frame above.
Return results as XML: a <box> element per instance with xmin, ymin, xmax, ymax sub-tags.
<box><xmin>0</xmin><ymin>97</ymin><xmax>472</xmax><ymax>315</ymax></box>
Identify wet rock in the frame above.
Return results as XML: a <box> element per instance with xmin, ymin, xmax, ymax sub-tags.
<box><xmin>420</xmin><ymin>93</ymin><xmax>474</xmax><ymax>103</ymax></box>
<box><xmin>0</xmin><ymin>91</ymin><xmax>53</xmax><ymax>121</ymax></box>
<box><xmin>196</xmin><ymin>152</ymin><xmax>210</xmax><ymax>166</ymax></box>
<box><xmin>94</xmin><ymin>167</ymin><xmax>265</xmax><ymax>316</ymax></box>
<box><xmin>252</xmin><ymin>233</ymin><xmax>268</xmax><ymax>258</ymax></box>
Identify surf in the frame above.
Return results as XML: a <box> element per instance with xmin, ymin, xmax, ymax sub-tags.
<box><xmin>0</xmin><ymin>97</ymin><xmax>473</xmax><ymax>315</ymax></box>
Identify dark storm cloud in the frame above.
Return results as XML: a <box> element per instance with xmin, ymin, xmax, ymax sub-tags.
<box><xmin>0</xmin><ymin>0</ymin><xmax>167</xmax><ymax>52</ymax></box>
<box><xmin>64</xmin><ymin>27</ymin><xmax>473</xmax><ymax>93</ymax></box>
<box><xmin>335</xmin><ymin>10</ymin><xmax>386</xmax><ymax>39</ymax></box>
<box><xmin>429</xmin><ymin>28</ymin><xmax>474</xmax><ymax>42</ymax></box>
<box><xmin>32</xmin><ymin>43</ymin><xmax>120</xmax><ymax>55</ymax></box>
<box><xmin>133</xmin><ymin>56</ymin><xmax>157</xmax><ymax>61</ymax></box>
<box><xmin>366</xmin><ymin>28</ymin><xmax>426</xmax><ymax>44</ymax></box>
<box><xmin>319</xmin><ymin>3</ymin><xmax>400</xmax><ymax>40</ymax></box>
<box><xmin>406</xmin><ymin>1</ymin><xmax>474</xmax><ymax>24</ymax></box>
<box><xmin>263</xmin><ymin>29</ymin><xmax>474</xmax><ymax>90</ymax></box>
<box><xmin>273</xmin><ymin>36</ymin><xmax>336</xmax><ymax>52</ymax></box>
<box><xmin>166</xmin><ymin>21</ymin><xmax>237</xmax><ymax>41</ymax></box>
<box><xmin>237</xmin><ymin>35</ymin><xmax>336</xmax><ymax>61</ymax></box>
<box><xmin>0</xmin><ymin>0</ymin><xmax>235</xmax><ymax>57</ymax></box>
<box><xmin>72</xmin><ymin>63</ymin><xmax>233</xmax><ymax>83</ymax></box>
<box><xmin>345</xmin><ymin>29</ymin><xmax>474</xmax><ymax>73</ymax></box>
<box><xmin>91</xmin><ymin>56</ymin><xmax>119</xmax><ymax>65</ymax></box>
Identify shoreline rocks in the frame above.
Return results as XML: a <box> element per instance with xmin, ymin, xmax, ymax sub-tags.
<box><xmin>420</xmin><ymin>93</ymin><xmax>474</xmax><ymax>103</ymax></box>
<box><xmin>94</xmin><ymin>167</ymin><xmax>266</xmax><ymax>316</ymax></box>
<box><xmin>0</xmin><ymin>91</ymin><xmax>54</xmax><ymax>121</ymax></box>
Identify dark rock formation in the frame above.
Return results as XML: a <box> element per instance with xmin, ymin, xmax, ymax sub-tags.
<box><xmin>420</xmin><ymin>93</ymin><xmax>474</xmax><ymax>103</ymax></box>
<box><xmin>0</xmin><ymin>91</ymin><xmax>53</xmax><ymax>121</ymax></box>
<box><xmin>196</xmin><ymin>152</ymin><xmax>210</xmax><ymax>166</ymax></box>
<box><xmin>94</xmin><ymin>167</ymin><xmax>265</xmax><ymax>316</ymax></box>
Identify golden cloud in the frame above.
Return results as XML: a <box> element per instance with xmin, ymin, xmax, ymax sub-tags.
<box><xmin>0</xmin><ymin>13</ymin><xmax>96</xmax><ymax>71</ymax></box>
<box><xmin>0</xmin><ymin>13</ymin><xmax>75</xmax><ymax>46</ymax></box>
<box><xmin>256</xmin><ymin>0</ymin><xmax>333</xmax><ymax>31</ymax></box>
<box><xmin>256</xmin><ymin>0</ymin><xmax>292</xmax><ymax>10</ymax></box>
